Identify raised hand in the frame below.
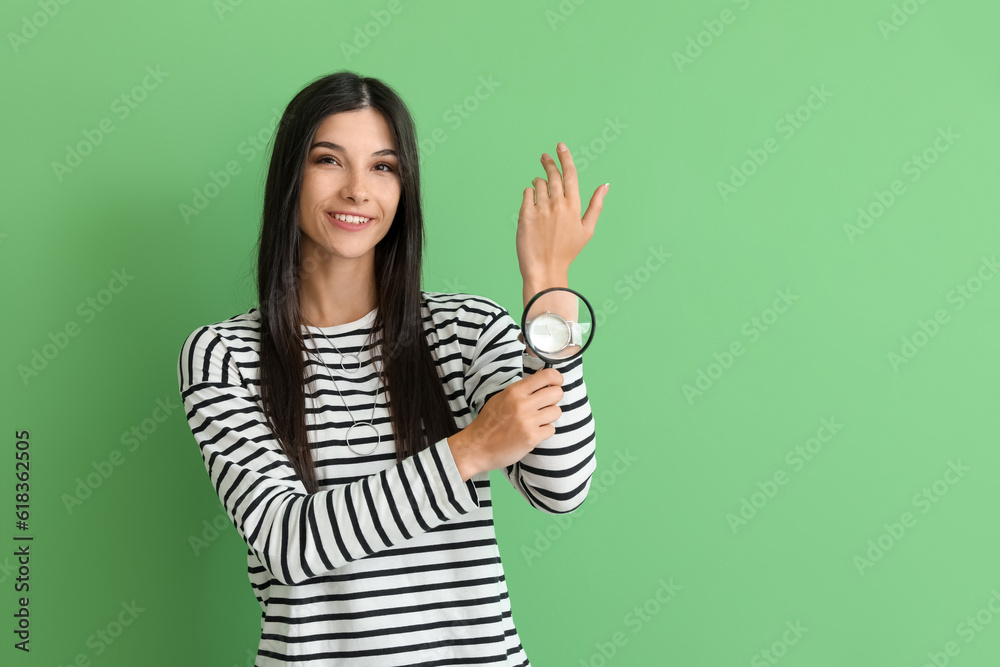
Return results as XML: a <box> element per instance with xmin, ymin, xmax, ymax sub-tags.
<box><xmin>516</xmin><ymin>141</ymin><xmax>608</xmax><ymax>282</ymax></box>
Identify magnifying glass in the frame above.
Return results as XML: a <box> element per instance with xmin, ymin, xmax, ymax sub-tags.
<box><xmin>520</xmin><ymin>286</ymin><xmax>596</xmax><ymax>369</ymax></box>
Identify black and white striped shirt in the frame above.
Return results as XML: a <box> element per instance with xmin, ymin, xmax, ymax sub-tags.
<box><xmin>176</xmin><ymin>291</ymin><xmax>596</xmax><ymax>666</ymax></box>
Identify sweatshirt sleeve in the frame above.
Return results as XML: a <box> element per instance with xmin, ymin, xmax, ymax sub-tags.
<box><xmin>464</xmin><ymin>304</ymin><xmax>597</xmax><ymax>514</ymax></box>
<box><xmin>177</xmin><ymin>324</ymin><xmax>482</xmax><ymax>586</ymax></box>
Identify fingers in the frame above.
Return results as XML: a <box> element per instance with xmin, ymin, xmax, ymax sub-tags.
<box><xmin>531</xmin><ymin>176</ymin><xmax>549</xmax><ymax>204</ymax></box>
<box><xmin>538</xmin><ymin>386</ymin><xmax>565</xmax><ymax>411</ymax></box>
<box><xmin>521</xmin><ymin>186</ymin><xmax>534</xmax><ymax>214</ymax></box>
<box><xmin>534</xmin><ymin>143</ymin><xmax>587</xmax><ymax>209</ymax></box>
<box><xmin>555</xmin><ymin>142</ymin><xmax>579</xmax><ymax>208</ymax></box>
<box><xmin>539</xmin><ymin>152</ymin><xmax>563</xmax><ymax>198</ymax></box>
<box><xmin>523</xmin><ymin>373</ymin><xmax>565</xmax><ymax>410</ymax></box>
<box><xmin>537</xmin><ymin>404</ymin><xmax>563</xmax><ymax>430</ymax></box>
<box><xmin>521</xmin><ymin>367</ymin><xmax>563</xmax><ymax>393</ymax></box>
<box><xmin>581</xmin><ymin>183</ymin><xmax>608</xmax><ymax>237</ymax></box>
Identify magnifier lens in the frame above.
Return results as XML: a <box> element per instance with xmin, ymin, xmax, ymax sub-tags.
<box><xmin>521</xmin><ymin>287</ymin><xmax>595</xmax><ymax>368</ymax></box>
<box><xmin>527</xmin><ymin>312</ymin><xmax>570</xmax><ymax>353</ymax></box>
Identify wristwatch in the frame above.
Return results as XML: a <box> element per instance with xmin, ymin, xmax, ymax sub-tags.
<box><xmin>523</xmin><ymin>311</ymin><xmax>588</xmax><ymax>354</ymax></box>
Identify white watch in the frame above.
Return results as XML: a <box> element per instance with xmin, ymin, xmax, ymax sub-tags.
<box><xmin>524</xmin><ymin>311</ymin><xmax>589</xmax><ymax>354</ymax></box>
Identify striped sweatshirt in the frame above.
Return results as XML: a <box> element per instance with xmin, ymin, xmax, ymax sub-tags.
<box><xmin>176</xmin><ymin>291</ymin><xmax>597</xmax><ymax>666</ymax></box>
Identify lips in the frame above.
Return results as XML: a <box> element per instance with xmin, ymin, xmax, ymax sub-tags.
<box><xmin>326</xmin><ymin>212</ymin><xmax>374</xmax><ymax>231</ymax></box>
<box><xmin>328</xmin><ymin>211</ymin><xmax>374</xmax><ymax>220</ymax></box>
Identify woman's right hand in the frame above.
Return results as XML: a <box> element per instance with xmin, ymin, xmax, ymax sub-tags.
<box><xmin>448</xmin><ymin>368</ymin><xmax>565</xmax><ymax>481</ymax></box>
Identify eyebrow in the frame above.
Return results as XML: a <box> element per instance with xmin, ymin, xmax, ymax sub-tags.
<box><xmin>309</xmin><ymin>141</ymin><xmax>397</xmax><ymax>157</ymax></box>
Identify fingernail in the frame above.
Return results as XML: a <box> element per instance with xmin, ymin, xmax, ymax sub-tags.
<box><xmin>557</xmin><ymin>142</ymin><xmax>568</xmax><ymax>152</ymax></box>
<box><xmin>604</xmin><ymin>182</ymin><xmax>610</xmax><ymax>193</ymax></box>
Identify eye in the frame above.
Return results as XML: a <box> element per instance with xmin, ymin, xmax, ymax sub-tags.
<box><xmin>316</xmin><ymin>155</ymin><xmax>395</xmax><ymax>173</ymax></box>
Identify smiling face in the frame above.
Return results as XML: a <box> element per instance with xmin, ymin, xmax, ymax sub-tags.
<box><xmin>297</xmin><ymin>108</ymin><xmax>401</xmax><ymax>269</ymax></box>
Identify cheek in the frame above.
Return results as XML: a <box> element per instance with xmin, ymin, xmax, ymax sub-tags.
<box><xmin>299</xmin><ymin>175</ymin><xmax>335</xmax><ymax>212</ymax></box>
<box><xmin>301</xmin><ymin>168</ymin><xmax>337</xmax><ymax>193</ymax></box>
<box><xmin>298</xmin><ymin>175</ymin><xmax>317</xmax><ymax>205</ymax></box>
<box><xmin>380</xmin><ymin>181</ymin><xmax>402</xmax><ymax>206</ymax></box>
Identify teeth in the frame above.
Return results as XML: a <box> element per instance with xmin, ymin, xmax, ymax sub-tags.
<box><xmin>332</xmin><ymin>213</ymin><xmax>371</xmax><ymax>224</ymax></box>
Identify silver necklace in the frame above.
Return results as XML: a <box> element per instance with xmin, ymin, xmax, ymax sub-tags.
<box><xmin>301</xmin><ymin>312</ymin><xmax>383</xmax><ymax>456</ymax></box>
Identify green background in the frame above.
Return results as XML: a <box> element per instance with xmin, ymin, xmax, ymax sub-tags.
<box><xmin>3</xmin><ymin>0</ymin><xmax>999</xmax><ymax>665</ymax></box>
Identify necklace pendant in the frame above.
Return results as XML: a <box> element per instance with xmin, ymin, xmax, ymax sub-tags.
<box><xmin>340</xmin><ymin>353</ymin><xmax>361</xmax><ymax>374</ymax></box>
<box><xmin>346</xmin><ymin>422</ymin><xmax>380</xmax><ymax>456</ymax></box>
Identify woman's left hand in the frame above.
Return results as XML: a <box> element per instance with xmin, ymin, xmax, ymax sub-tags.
<box><xmin>516</xmin><ymin>142</ymin><xmax>608</xmax><ymax>282</ymax></box>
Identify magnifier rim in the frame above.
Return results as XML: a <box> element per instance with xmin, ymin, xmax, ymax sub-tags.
<box><xmin>520</xmin><ymin>286</ymin><xmax>596</xmax><ymax>365</ymax></box>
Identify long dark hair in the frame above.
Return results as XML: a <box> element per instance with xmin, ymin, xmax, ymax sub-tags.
<box><xmin>253</xmin><ymin>71</ymin><xmax>457</xmax><ymax>494</ymax></box>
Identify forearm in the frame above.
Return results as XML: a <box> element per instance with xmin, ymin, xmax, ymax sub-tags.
<box><xmin>506</xmin><ymin>355</ymin><xmax>596</xmax><ymax>513</ymax></box>
<box><xmin>205</xmin><ymin>433</ymin><xmax>480</xmax><ymax>585</ymax></box>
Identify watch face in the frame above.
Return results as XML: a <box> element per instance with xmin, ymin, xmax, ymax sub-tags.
<box><xmin>526</xmin><ymin>311</ymin><xmax>571</xmax><ymax>354</ymax></box>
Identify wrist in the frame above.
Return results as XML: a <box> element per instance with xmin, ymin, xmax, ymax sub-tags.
<box><xmin>447</xmin><ymin>428</ymin><xmax>482</xmax><ymax>482</ymax></box>
<box><xmin>523</xmin><ymin>272</ymin><xmax>569</xmax><ymax>308</ymax></box>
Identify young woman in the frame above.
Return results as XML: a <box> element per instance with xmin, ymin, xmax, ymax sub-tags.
<box><xmin>177</xmin><ymin>70</ymin><xmax>606</xmax><ymax>666</ymax></box>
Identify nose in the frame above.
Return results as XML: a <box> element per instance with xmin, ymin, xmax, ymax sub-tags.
<box><xmin>341</xmin><ymin>169</ymin><xmax>369</xmax><ymax>202</ymax></box>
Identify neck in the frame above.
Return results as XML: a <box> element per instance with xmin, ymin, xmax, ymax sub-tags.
<box><xmin>298</xmin><ymin>242</ymin><xmax>377</xmax><ymax>327</ymax></box>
